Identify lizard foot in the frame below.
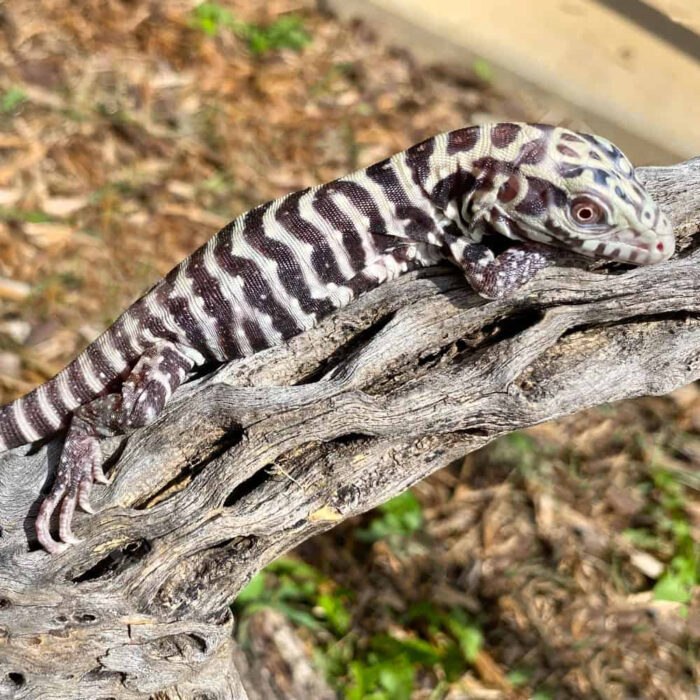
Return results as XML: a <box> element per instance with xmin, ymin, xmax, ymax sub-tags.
<box><xmin>36</xmin><ymin>433</ymin><xmax>103</xmax><ymax>553</ymax></box>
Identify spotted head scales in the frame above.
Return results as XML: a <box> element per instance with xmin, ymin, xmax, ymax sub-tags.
<box><xmin>477</xmin><ymin>123</ymin><xmax>675</xmax><ymax>266</ymax></box>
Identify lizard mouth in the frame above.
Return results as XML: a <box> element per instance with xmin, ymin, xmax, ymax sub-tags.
<box><xmin>572</xmin><ymin>228</ymin><xmax>675</xmax><ymax>265</ymax></box>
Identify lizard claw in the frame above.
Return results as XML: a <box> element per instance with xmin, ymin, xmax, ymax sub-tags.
<box><xmin>93</xmin><ymin>465</ymin><xmax>110</xmax><ymax>485</ymax></box>
<box><xmin>47</xmin><ymin>540</ymin><xmax>70</xmax><ymax>554</ymax></box>
<box><xmin>78</xmin><ymin>498</ymin><xmax>94</xmax><ymax>514</ymax></box>
<box><xmin>78</xmin><ymin>476</ymin><xmax>94</xmax><ymax>513</ymax></box>
<box><xmin>59</xmin><ymin>491</ymin><xmax>78</xmax><ymax>545</ymax></box>
<box><xmin>36</xmin><ymin>478</ymin><xmax>68</xmax><ymax>553</ymax></box>
<box><xmin>62</xmin><ymin>533</ymin><xmax>83</xmax><ymax>545</ymax></box>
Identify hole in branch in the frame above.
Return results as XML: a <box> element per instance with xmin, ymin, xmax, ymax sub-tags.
<box><xmin>224</xmin><ymin>467</ymin><xmax>270</xmax><ymax>507</ymax></box>
<box><xmin>136</xmin><ymin>427</ymin><xmax>244</xmax><ymax>510</ymax></box>
<box><xmin>74</xmin><ymin>612</ymin><xmax>98</xmax><ymax>624</ymax></box>
<box><xmin>297</xmin><ymin>311</ymin><xmax>396</xmax><ymax>385</ymax></box>
<box><xmin>71</xmin><ymin>539</ymin><xmax>151</xmax><ymax>583</ymax></box>
<box><xmin>332</xmin><ymin>432</ymin><xmax>373</xmax><ymax>446</ymax></box>
<box><xmin>479</xmin><ymin>308</ymin><xmax>544</xmax><ymax>347</ymax></box>
<box><xmin>7</xmin><ymin>673</ymin><xmax>24</xmax><ymax>688</ymax></box>
<box><xmin>189</xmin><ymin>634</ymin><xmax>208</xmax><ymax>653</ymax></box>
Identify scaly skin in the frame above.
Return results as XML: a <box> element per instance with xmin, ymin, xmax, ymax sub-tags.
<box><xmin>0</xmin><ymin>122</ymin><xmax>675</xmax><ymax>553</ymax></box>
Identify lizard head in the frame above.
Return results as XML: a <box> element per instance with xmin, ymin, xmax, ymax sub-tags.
<box><xmin>488</xmin><ymin>125</ymin><xmax>675</xmax><ymax>265</ymax></box>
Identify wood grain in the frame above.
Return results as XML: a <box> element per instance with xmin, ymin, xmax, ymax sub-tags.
<box><xmin>0</xmin><ymin>158</ymin><xmax>698</xmax><ymax>698</ymax></box>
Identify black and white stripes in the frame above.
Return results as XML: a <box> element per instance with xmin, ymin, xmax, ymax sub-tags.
<box><xmin>0</xmin><ymin>324</ymin><xmax>134</xmax><ymax>450</ymax></box>
<box><xmin>0</xmin><ymin>145</ymin><xmax>440</xmax><ymax>452</ymax></box>
<box><xmin>0</xmin><ymin>122</ymin><xmax>675</xmax><ymax>552</ymax></box>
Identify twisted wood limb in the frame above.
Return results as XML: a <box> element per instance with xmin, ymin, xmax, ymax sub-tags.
<box><xmin>0</xmin><ymin>158</ymin><xmax>698</xmax><ymax>698</ymax></box>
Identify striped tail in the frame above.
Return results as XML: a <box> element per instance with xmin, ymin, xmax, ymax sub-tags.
<box><xmin>0</xmin><ymin>320</ymin><xmax>138</xmax><ymax>451</ymax></box>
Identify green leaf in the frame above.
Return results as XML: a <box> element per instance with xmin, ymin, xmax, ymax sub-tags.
<box><xmin>403</xmin><ymin>601</ymin><xmax>443</xmax><ymax>625</ymax></box>
<box><xmin>671</xmin><ymin>518</ymin><xmax>691</xmax><ymax>540</ymax></box>
<box><xmin>235</xmin><ymin>572</ymin><xmax>267</xmax><ymax>605</ymax></box>
<box><xmin>442</xmin><ymin>608</ymin><xmax>483</xmax><ymax>663</ymax></box>
<box><xmin>272</xmin><ymin>601</ymin><xmax>325</xmax><ymax>630</ymax></box>
<box><xmin>622</xmin><ymin>528</ymin><xmax>660</xmax><ymax>550</ymax></box>
<box><xmin>357</xmin><ymin>491</ymin><xmax>424</xmax><ymax>542</ymax></box>
<box><xmin>347</xmin><ymin>656</ymin><xmax>414</xmax><ymax>699</ymax></box>
<box><xmin>653</xmin><ymin>574</ymin><xmax>691</xmax><ymax>603</ymax></box>
<box><xmin>0</xmin><ymin>207</ymin><xmax>56</xmax><ymax>223</ymax></box>
<box><xmin>238</xmin><ymin>14</ymin><xmax>311</xmax><ymax>55</ymax></box>
<box><xmin>506</xmin><ymin>668</ymin><xmax>531</xmax><ymax>686</ymax></box>
<box><xmin>532</xmin><ymin>690</ymin><xmax>553</xmax><ymax>700</ymax></box>
<box><xmin>191</xmin><ymin>2</ymin><xmax>238</xmax><ymax>37</ymax></box>
<box><xmin>317</xmin><ymin>592</ymin><xmax>352</xmax><ymax>635</ymax></box>
<box><xmin>347</xmin><ymin>661</ymin><xmax>370</xmax><ymax>700</ymax></box>
<box><xmin>267</xmin><ymin>557</ymin><xmax>323</xmax><ymax>581</ymax></box>
<box><xmin>472</xmin><ymin>58</ymin><xmax>494</xmax><ymax>83</ymax></box>
<box><xmin>370</xmin><ymin>634</ymin><xmax>441</xmax><ymax>666</ymax></box>
<box><xmin>379</xmin><ymin>491</ymin><xmax>422</xmax><ymax>517</ymax></box>
<box><xmin>259</xmin><ymin>15</ymin><xmax>311</xmax><ymax>52</ymax></box>
<box><xmin>377</xmin><ymin>659</ymin><xmax>414</xmax><ymax>696</ymax></box>
<box><xmin>452</xmin><ymin>623</ymin><xmax>483</xmax><ymax>663</ymax></box>
<box><xmin>247</xmin><ymin>31</ymin><xmax>271</xmax><ymax>55</ymax></box>
<box><xmin>1</xmin><ymin>86</ymin><xmax>26</xmax><ymax>113</ymax></box>
<box><xmin>276</xmin><ymin>579</ymin><xmax>316</xmax><ymax>602</ymax></box>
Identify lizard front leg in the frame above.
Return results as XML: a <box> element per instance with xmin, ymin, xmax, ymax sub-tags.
<box><xmin>37</xmin><ymin>340</ymin><xmax>195</xmax><ymax>552</ymax></box>
<box><xmin>441</xmin><ymin>227</ymin><xmax>563</xmax><ymax>299</ymax></box>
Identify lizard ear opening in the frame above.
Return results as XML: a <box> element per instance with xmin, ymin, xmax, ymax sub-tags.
<box><xmin>497</xmin><ymin>175</ymin><xmax>520</xmax><ymax>204</ymax></box>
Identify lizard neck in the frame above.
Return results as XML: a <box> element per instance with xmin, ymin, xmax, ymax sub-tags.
<box><xmin>404</xmin><ymin>122</ymin><xmax>557</xmax><ymax>245</ymax></box>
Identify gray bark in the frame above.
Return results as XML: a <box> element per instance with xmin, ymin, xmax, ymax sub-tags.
<box><xmin>0</xmin><ymin>158</ymin><xmax>698</xmax><ymax>698</ymax></box>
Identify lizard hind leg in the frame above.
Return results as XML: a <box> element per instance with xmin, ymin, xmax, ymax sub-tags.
<box><xmin>36</xmin><ymin>341</ymin><xmax>195</xmax><ymax>553</ymax></box>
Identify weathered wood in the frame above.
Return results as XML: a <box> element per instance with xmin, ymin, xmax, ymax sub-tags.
<box><xmin>0</xmin><ymin>158</ymin><xmax>699</xmax><ymax>698</ymax></box>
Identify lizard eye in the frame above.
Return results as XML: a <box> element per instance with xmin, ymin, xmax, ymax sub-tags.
<box><xmin>571</xmin><ymin>197</ymin><xmax>603</xmax><ymax>225</ymax></box>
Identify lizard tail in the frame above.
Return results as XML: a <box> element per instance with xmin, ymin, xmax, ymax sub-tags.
<box><xmin>0</xmin><ymin>320</ymin><xmax>137</xmax><ymax>451</ymax></box>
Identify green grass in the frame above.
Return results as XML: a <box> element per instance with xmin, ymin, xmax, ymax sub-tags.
<box><xmin>234</xmin><ymin>433</ymin><xmax>700</xmax><ymax>697</ymax></box>
<box><xmin>0</xmin><ymin>86</ymin><xmax>26</xmax><ymax>113</ymax></box>
<box><xmin>191</xmin><ymin>2</ymin><xmax>237</xmax><ymax>37</ymax></box>
<box><xmin>471</xmin><ymin>58</ymin><xmax>494</xmax><ymax>83</ymax></box>
<box><xmin>649</xmin><ymin>468</ymin><xmax>699</xmax><ymax>608</ymax></box>
<box><xmin>233</xmin><ymin>493</ymin><xmax>486</xmax><ymax>698</ymax></box>
<box><xmin>0</xmin><ymin>206</ymin><xmax>56</xmax><ymax>223</ymax></box>
<box><xmin>235</xmin><ymin>558</ymin><xmax>351</xmax><ymax>634</ymax></box>
<box><xmin>506</xmin><ymin>668</ymin><xmax>532</xmax><ymax>687</ymax></box>
<box><xmin>191</xmin><ymin>3</ymin><xmax>311</xmax><ymax>55</ymax></box>
<box><xmin>356</xmin><ymin>490</ymin><xmax>423</xmax><ymax>544</ymax></box>
<box><xmin>200</xmin><ymin>170</ymin><xmax>236</xmax><ymax>194</ymax></box>
<box><xmin>624</xmin><ymin>463</ymin><xmax>699</xmax><ymax>610</ymax></box>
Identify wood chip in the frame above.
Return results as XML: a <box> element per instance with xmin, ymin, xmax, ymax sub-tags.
<box><xmin>308</xmin><ymin>505</ymin><xmax>343</xmax><ymax>522</ymax></box>
<box><xmin>0</xmin><ymin>351</ymin><xmax>21</xmax><ymax>377</ymax></box>
<box><xmin>161</xmin><ymin>203</ymin><xmax>229</xmax><ymax>229</ymax></box>
<box><xmin>0</xmin><ymin>320</ymin><xmax>32</xmax><ymax>343</ymax></box>
<box><xmin>42</xmin><ymin>196</ymin><xmax>89</xmax><ymax>217</ymax></box>
<box><xmin>166</xmin><ymin>180</ymin><xmax>196</xmax><ymax>200</ymax></box>
<box><xmin>0</xmin><ymin>277</ymin><xmax>31</xmax><ymax>301</ymax></box>
<box><xmin>23</xmin><ymin>221</ymin><xmax>73</xmax><ymax>247</ymax></box>
<box><xmin>0</xmin><ymin>188</ymin><xmax>22</xmax><ymax>205</ymax></box>
<box><xmin>629</xmin><ymin>550</ymin><xmax>665</xmax><ymax>579</ymax></box>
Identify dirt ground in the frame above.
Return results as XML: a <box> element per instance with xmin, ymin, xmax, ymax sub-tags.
<box><xmin>0</xmin><ymin>1</ymin><xmax>697</xmax><ymax>698</ymax></box>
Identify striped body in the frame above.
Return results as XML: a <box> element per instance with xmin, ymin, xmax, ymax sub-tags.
<box><xmin>0</xmin><ymin>123</ymin><xmax>675</xmax><ymax>552</ymax></box>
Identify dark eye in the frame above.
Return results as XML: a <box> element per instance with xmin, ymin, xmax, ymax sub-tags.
<box><xmin>571</xmin><ymin>198</ymin><xmax>603</xmax><ymax>225</ymax></box>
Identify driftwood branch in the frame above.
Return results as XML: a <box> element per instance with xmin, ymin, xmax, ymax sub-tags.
<box><xmin>0</xmin><ymin>158</ymin><xmax>699</xmax><ymax>698</ymax></box>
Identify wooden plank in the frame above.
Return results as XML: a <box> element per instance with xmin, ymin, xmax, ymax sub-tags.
<box><xmin>324</xmin><ymin>0</ymin><xmax>700</xmax><ymax>161</ymax></box>
<box><xmin>642</xmin><ymin>0</ymin><xmax>700</xmax><ymax>32</ymax></box>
